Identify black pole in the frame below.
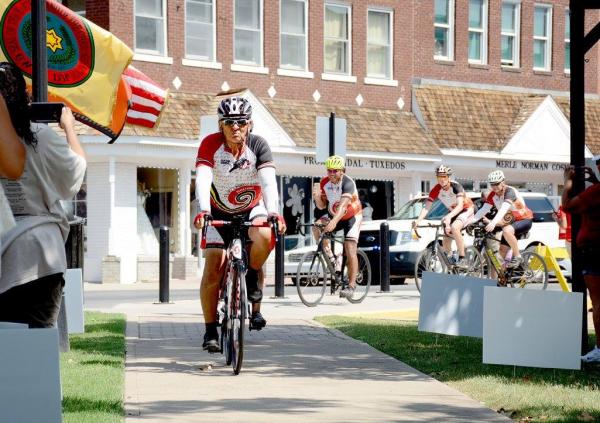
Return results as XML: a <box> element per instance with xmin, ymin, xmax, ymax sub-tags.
<box><xmin>274</xmin><ymin>234</ymin><xmax>285</xmax><ymax>297</ymax></box>
<box><xmin>159</xmin><ymin>226</ymin><xmax>170</xmax><ymax>303</ymax></box>
<box><xmin>570</xmin><ymin>1</ymin><xmax>588</xmax><ymax>353</ymax></box>
<box><xmin>329</xmin><ymin>112</ymin><xmax>335</xmax><ymax>156</ymax></box>
<box><xmin>32</xmin><ymin>0</ymin><xmax>48</xmax><ymax>102</ymax></box>
<box><xmin>379</xmin><ymin>222</ymin><xmax>390</xmax><ymax>292</ymax></box>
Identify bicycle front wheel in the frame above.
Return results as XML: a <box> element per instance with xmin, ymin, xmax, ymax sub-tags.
<box><xmin>414</xmin><ymin>247</ymin><xmax>445</xmax><ymax>292</ymax></box>
<box><xmin>296</xmin><ymin>251</ymin><xmax>328</xmax><ymax>307</ymax></box>
<box><xmin>508</xmin><ymin>250</ymin><xmax>548</xmax><ymax>289</ymax></box>
<box><xmin>229</xmin><ymin>266</ymin><xmax>246</xmax><ymax>375</ymax></box>
<box><xmin>459</xmin><ymin>246</ymin><xmax>485</xmax><ymax>278</ymax></box>
<box><xmin>346</xmin><ymin>249</ymin><xmax>371</xmax><ymax>304</ymax></box>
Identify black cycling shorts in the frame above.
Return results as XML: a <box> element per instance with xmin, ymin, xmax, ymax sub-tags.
<box><xmin>205</xmin><ymin>205</ymin><xmax>268</xmax><ymax>249</ymax></box>
<box><xmin>500</xmin><ymin>219</ymin><xmax>532</xmax><ymax>246</ymax></box>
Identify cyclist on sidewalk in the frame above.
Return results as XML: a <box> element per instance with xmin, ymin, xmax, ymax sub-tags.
<box><xmin>412</xmin><ymin>165</ymin><xmax>474</xmax><ymax>268</ymax></box>
<box><xmin>193</xmin><ymin>96</ymin><xmax>285</xmax><ymax>353</ymax></box>
<box><xmin>468</xmin><ymin>170</ymin><xmax>533</xmax><ymax>268</ymax></box>
<box><xmin>313</xmin><ymin>155</ymin><xmax>362</xmax><ymax>299</ymax></box>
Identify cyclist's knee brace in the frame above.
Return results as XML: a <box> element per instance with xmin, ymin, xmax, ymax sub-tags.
<box><xmin>246</xmin><ymin>267</ymin><xmax>263</xmax><ymax>304</ymax></box>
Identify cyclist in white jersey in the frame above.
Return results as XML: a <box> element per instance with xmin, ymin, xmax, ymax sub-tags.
<box><xmin>313</xmin><ymin>155</ymin><xmax>362</xmax><ymax>299</ymax></box>
<box><xmin>194</xmin><ymin>96</ymin><xmax>286</xmax><ymax>352</ymax></box>
<box><xmin>412</xmin><ymin>165</ymin><xmax>474</xmax><ymax>268</ymax></box>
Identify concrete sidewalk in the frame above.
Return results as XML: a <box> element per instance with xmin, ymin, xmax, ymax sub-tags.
<box><xmin>122</xmin><ymin>298</ymin><xmax>509</xmax><ymax>422</ymax></box>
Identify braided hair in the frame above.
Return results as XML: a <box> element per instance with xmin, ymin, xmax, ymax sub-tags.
<box><xmin>0</xmin><ymin>62</ymin><xmax>36</xmax><ymax>148</ymax></box>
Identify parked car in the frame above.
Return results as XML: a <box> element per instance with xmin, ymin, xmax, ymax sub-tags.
<box><xmin>357</xmin><ymin>191</ymin><xmax>564</xmax><ymax>282</ymax></box>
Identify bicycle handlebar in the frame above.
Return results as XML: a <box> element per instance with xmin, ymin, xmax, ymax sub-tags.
<box><xmin>209</xmin><ymin>220</ymin><xmax>272</xmax><ymax>228</ymax></box>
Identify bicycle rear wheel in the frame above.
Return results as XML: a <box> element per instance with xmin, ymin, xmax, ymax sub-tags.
<box><xmin>230</xmin><ymin>266</ymin><xmax>246</xmax><ymax>375</ymax></box>
<box><xmin>508</xmin><ymin>250</ymin><xmax>548</xmax><ymax>289</ymax></box>
<box><xmin>346</xmin><ymin>249</ymin><xmax>371</xmax><ymax>304</ymax></box>
<box><xmin>414</xmin><ymin>247</ymin><xmax>446</xmax><ymax>292</ymax></box>
<box><xmin>296</xmin><ymin>251</ymin><xmax>328</xmax><ymax>307</ymax></box>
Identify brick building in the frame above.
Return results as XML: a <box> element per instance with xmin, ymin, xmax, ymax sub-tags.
<box><xmin>57</xmin><ymin>0</ymin><xmax>600</xmax><ymax>282</ymax></box>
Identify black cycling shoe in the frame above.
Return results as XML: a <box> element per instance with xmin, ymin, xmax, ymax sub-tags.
<box><xmin>202</xmin><ymin>331</ymin><xmax>220</xmax><ymax>353</ymax></box>
<box><xmin>249</xmin><ymin>311</ymin><xmax>267</xmax><ymax>331</ymax></box>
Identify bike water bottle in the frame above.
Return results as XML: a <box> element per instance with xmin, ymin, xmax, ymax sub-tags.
<box><xmin>503</xmin><ymin>250</ymin><xmax>513</xmax><ymax>267</ymax></box>
<box><xmin>335</xmin><ymin>254</ymin><xmax>343</xmax><ymax>272</ymax></box>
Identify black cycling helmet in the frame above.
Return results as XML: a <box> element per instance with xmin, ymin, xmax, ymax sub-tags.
<box><xmin>217</xmin><ymin>96</ymin><xmax>252</xmax><ymax>120</ymax></box>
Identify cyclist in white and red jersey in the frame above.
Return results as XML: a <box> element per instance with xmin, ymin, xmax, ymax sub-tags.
<box><xmin>469</xmin><ymin>170</ymin><xmax>533</xmax><ymax>268</ymax></box>
<box><xmin>193</xmin><ymin>96</ymin><xmax>286</xmax><ymax>352</ymax></box>
<box><xmin>412</xmin><ymin>165</ymin><xmax>474</xmax><ymax>268</ymax></box>
<box><xmin>313</xmin><ymin>155</ymin><xmax>362</xmax><ymax>299</ymax></box>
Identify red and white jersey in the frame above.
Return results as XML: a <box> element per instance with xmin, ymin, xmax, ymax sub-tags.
<box><xmin>427</xmin><ymin>181</ymin><xmax>473</xmax><ymax>211</ymax></box>
<box><xmin>195</xmin><ymin>132</ymin><xmax>274</xmax><ymax>214</ymax></box>
<box><xmin>320</xmin><ymin>174</ymin><xmax>362</xmax><ymax>220</ymax></box>
<box><xmin>485</xmin><ymin>186</ymin><xmax>533</xmax><ymax>221</ymax></box>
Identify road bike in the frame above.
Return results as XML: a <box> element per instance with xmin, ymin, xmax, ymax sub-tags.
<box><xmin>201</xmin><ymin>215</ymin><xmax>278</xmax><ymax>375</ymax></box>
<box><xmin>413</xmin><ymin>223</ymin><xmax>482</xmax><ymax>292</ymax></box>
<box><xmin>466</xmin><ymin>221</ymin><xmax>548</xmax><ymax>289</ymax></box>
<box><xmin>296</xmin><ymin>224</ymin><xmax>371</xmax><ymax>306</ymax></box>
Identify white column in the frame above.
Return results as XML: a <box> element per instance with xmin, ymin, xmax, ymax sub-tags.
<box><xmin>108</xmin><ymin>157</ymin><xmax>116</xmax><ymax>255</ymax></box>
<box><xmin>179</xmin><ymin>168</ymin><xmax>192</xmax><ymax>256</ymax></box>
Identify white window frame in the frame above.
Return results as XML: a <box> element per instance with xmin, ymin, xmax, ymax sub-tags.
<box><xmin>434</xmin><ymin>0</ymin><xmax>454</xmax><ymax>61</ymax></box>
<box><xmin>323</xmin><ymin>2</ymin><xmax>352</xmax><ymax>76</ymax></box>
<box><xmin>564</xmin><ymin>9</ymin><xmax>570</xmax><ymax>74</ymax></box>
<box><xmin>533</xmin><ymin>3</ymin><xmax>553</xmax><ymax>71</ymax></box>
<box><xmin>184</xmin><ymin>0</ymin><xmax>217</xmax><ymax>64</ymax></box>
<box><xmin>468</xmin><ymin>0</ymin><xmax>488</xmax><ymax>64</ymax></box>
<box><xmin>134</xmin><ymin>0</ymin><xmax>168</xmax><ymax>57</ymax></box>
<box><xmin>279</xmin><ymin>0</ymin><xmax>309</xmax><ymax>72</ymax></box>
<box><xmin>501</xmin><ymin>0</ymin><xmax>520</xmax><ymax>68</ymax></box>
<box><xmin>233</xmin><ymin>0</ymin><xmax>264</xmax><ymax>67</ymax></box>
<box><xmin>366</xmin><ymin>7</ymin><xmax>393</xmax><ymax>80</ymax></box>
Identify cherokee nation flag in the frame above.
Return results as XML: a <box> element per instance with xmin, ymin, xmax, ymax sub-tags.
<box><xmin>0</xmin><ymin>0</ymin><xmax>134</xmax><ymax>139</ymax></box>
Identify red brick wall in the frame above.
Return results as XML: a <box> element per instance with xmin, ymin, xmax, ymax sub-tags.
<box><xmin>83</xmin><ymin>0</ymin><xmax>597</xmax><ymax>112</ymax></box>
<box><xmin>413</xmin><ymin>0</ymin><xmax>599</xmax><ymax>94</ymax></box>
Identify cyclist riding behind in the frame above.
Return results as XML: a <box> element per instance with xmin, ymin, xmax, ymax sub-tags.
<box><xmin>194</xmin><ymin>96</ymin><xmax>286</xmax><ymax>353</ymax></box>
<box><xmin>313</xmin><ymin>155</ymin><xmax>362</xmax><ymax>299</ymax></box>
<box><xmin>468</xmin><ymin>170</ymin><xmax>533</xmax><ymax>268</ymax></box>
<box><xmin>412</xmin><ymin>165</ymin><xmax>474</xmax><ymax>268</ymax></box>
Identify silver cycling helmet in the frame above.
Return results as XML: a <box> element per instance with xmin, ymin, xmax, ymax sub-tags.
<box><xmin>488</xmin><ymin>170</ymin><xmax>506</xmax><ymax>184</ymax></box>
<box><xmin>217</xmin><ymin>96</ymin><xmax>252</xmax><ymax>120</ymax></box>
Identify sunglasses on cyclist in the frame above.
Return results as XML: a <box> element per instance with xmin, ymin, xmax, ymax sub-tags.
<box><xmin>490</xmin><ymin>182</ymin><xmax>501</xmax><ymax>187</ymax></box>
<box><xmin>222</xmin><ymin>118</ymin><xmax>250</xmax><ymax>127</ymax></box>
<box><xmin>327</xmin><ymin>169</ymin><xmax>342</xmax><ymax>174</ymax></box>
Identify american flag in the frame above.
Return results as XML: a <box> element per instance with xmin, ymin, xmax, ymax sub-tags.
<box><xmin>122</xmin><ymin>66</ymin><xmax>167</xmax><ymax>129</ymax></box>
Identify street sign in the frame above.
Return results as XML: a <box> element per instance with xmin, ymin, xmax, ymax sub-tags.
<box><xmin>316</xmin><ymin>115</ymin><xmax>346</xmax><ymax>163</ymax></box>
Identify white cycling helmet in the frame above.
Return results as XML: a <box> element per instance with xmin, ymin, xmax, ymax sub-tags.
<box><xmin>487</xmin><ymin>170</ymin><xmax>506</xmax><ymax>184</ymax></box>
<box><xmin>435</xmin><ymin>164</ymin><xmax>453</xmax><ymax>176</ymax></box>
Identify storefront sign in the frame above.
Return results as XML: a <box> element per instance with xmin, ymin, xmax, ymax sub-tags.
<box><xmin>303</xmin><ymin>155</ymin><xmax>406</xmax><ymax>170</ymax></box>
<box><xmin>495</xmin><ymin>160</ymin><xmax>568</xmax><ymax>172</ymax></box>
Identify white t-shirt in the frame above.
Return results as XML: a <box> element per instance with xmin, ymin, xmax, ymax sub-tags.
<box><xmin>0</xmin><ymin>123</ymin><xmax>86</xmax><ymax>294</ymax></box>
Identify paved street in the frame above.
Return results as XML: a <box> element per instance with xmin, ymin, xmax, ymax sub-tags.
<box><xmin>85</xmin><ymin>279</ymin><xmax>510</xmax><ymax>422</ymax></box>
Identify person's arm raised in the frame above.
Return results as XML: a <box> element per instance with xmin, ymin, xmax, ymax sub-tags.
<box><xmin>60</xmin><ymin>106</ymin><xmax>86</xmax><ymax>160</ymax></box>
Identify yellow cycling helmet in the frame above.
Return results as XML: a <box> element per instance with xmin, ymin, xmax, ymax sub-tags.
<box><xmin>325</xmin><ymin>155</ymin><xmax>345</xmax><ymax>170</ymax></box>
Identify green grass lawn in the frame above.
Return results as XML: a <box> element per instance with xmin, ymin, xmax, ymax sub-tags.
<box><xmin>317</xmin><ymin>316</ymin><xmax>600</xmax><ymax>423</ymax></box>
<box><xmin>61</xmin><ymin>311</ymin><xmax>126</xmax><ymax>423</ymax></box>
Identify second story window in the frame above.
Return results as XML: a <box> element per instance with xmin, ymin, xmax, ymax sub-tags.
<box><xmin>234</xmin><ymin>0</ymin><xmax>263</xmax><ymax>66</ymax></box>
<box><xmin>501</xmin><ymin>1</ymin><xmax>520</xmax><ymax>67</ymax></box>
<box><xmin>367</xmin><ymin>9</ymin><xmax>392</xmax><ymax>79</ymax></box>
<box><xmin>280</xmin><ymin>0</ymin><xmax>308</xmax><ymax>70</ymax></box>
<box><xmin>434</xmin><ymin>0</ymin><xmax>454</xmax><ymax>60</ymax></box>
<box><xmin>533</xmin><ymin>4</ymin><xmax>552</xmax><ymax>71</ymax></box>
<box><xmin>565</xmin><ymin>10</ymin><xmax>570</xmax><ymax>73</ymax></box>
<box><xmin>324</xmin><ymin>3</ymin><xmax>351</xmax><ymax>74</ymax></box>
<box><xmin>185</xmin><ymin>0</ymin><xmax>215</xmax><ymax>61</ymax></box>
<box><xmin>135</xmin><ymin>0</ymin><xmax>166</xmax><ymax>55</ymax></box>
<box><xmin>468</xmin><ymin>0</ymin><xmax>487</xmax><ymax>64</ymax></box>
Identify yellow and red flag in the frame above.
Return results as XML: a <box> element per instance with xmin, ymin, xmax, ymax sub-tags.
<box><xmin>0</xmin><ymin>0</ymin><xmax>133</xmax><ymax>139</ymax></box>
